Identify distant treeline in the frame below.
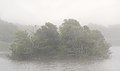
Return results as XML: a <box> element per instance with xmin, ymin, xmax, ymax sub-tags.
<box><xmin>10</xmin><ymin>19</ymin><xmax>110</xmax><ymax>60</ymax></box>
<box><xmin>88</xmin><ymin>24</ymin><xmax>120</xmax><ymax>46</ymax></box>
<box><xmin>0</xmin><ymin>19</ymin><xmax>18</xmax><ymax>42</ymax></box>
<box><xmin>0</xmin><ymin>19</ymin><xmax>18</xmax><ymax>51</ymax></box>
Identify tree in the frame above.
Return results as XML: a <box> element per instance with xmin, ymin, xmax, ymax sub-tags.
<box><xmin>59</xmin><ymin>19</ymin><xmax>110</xmax><ymax>59</ymax></box>
<box><xmin>33</xmin><ymin>22</ymin><xmax>60</xmax><ymax>57</ymax></box>
<box><xmin>10</xmin><ymin>19</ymin><xmax>110</xmax><ymax>60</ymax></box>
<box><xmin>10</xmin><ymin>30</ymin><xmax>32</xmax><ymax>59</ymax></box>
<box><xmin>59</xmin><ymin>19</ymin><xmax>83</xmax><ymax>57</ymax></box>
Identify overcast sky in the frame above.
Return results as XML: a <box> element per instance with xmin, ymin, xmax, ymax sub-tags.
<box><xmin>0</xmin><ymin>0</ymin><xmax>120</xmax><ymax>26</ymax></box>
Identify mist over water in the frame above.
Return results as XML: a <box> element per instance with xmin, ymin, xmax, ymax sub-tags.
<box><xmin>0</xmin><ymin>46</ymin><xmax>119</xmax><ymax>71</ymax></box>
<box><xmin>0</xmin><ymin>0</ymin><xmax>120</xmax><ymax>71</ymax></box>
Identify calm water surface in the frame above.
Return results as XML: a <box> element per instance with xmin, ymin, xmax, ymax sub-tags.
<box><xmin>0</xmin><ymin>46</ymin><xmax>120</xmax><ymax>71</ymax></box>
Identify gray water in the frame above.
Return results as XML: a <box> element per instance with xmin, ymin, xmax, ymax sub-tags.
<box><xmin>0</xmin><ymin>47</ymin><xmax>120</xmax><ymax>71</ymax></box>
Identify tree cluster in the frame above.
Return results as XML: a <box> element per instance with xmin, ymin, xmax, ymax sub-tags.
<box><xmin>10</xmin><ymin>19</ymin><xmax>110</xmax><ymax>60</ymax></box>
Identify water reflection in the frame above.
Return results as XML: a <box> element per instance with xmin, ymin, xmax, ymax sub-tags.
<box><xmin>0</xmin><ymin>47</ymin><xmax>119</xmax><ymax>71</ymax></box>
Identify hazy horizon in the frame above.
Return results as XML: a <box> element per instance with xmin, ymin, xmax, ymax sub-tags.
<box><xmin>0</xmin><ymin>1</ymin><xmax>120</xmax><ymax>71</ymax></box>
<box><xmin>0</xmin><ymin>0</ymin><xmax>120</xmax><ymax>26</ymax></box>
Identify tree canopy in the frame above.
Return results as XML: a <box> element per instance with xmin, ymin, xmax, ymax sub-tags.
<box><xmin>10</xmin><ymin>19</ymin><xmax>110</xmax><ymax>60</ymax></box>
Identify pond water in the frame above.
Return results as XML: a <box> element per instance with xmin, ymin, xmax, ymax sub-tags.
<box><xmin>0</xmin><ymin>46</ymin><xmax>120</xmax><ymax>71</ymax></box>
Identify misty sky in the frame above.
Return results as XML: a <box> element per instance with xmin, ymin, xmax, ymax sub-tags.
<box><xmin>0</xmin><ymin>0</ymin><xmax>120</xmax><ymax>26</ymax></box>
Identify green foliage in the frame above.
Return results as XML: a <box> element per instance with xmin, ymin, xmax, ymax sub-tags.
<box><xmin>59</xmin><ymin>19</ymin><xmax>82</xmax><ymax>57</ymax></box>
<box><xmin>10</xmin><ymin>31</ymin><xmax>32</xmax><ymax>59</ymax></box>
<box><xmin>32</xmin><ymin>22</ymin><xmax>60</xmax><ymax>57</ymax></box>
<box><xmin>59</xmin><ymin>19</ymin><xmax>110</xmax><ymax>59</ymax></box>
<box><xmin>10</xmin><ymin>19</ymin><xmax>110</xmax><ymax>60</ymax></box>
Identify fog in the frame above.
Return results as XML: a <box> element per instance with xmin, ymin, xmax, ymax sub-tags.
<box><xmin>0</xmin><ymin>0</ymin><xmax>120</xmax><ymax>71</ymax></box>
<box><xmin>0</xmin><ymin>0</ymin><xmax>120</xmax><ymax>26</ymax></box>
